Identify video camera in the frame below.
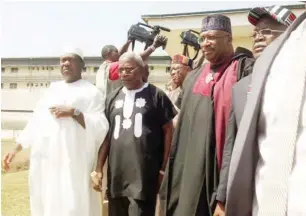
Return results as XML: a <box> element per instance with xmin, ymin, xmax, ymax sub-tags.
<box><xmin>128</xmin><ymin>22</ymin><xmax>171</xmax><ymax>51</ymax></box>
<box><xmin>180</xmin><ymin>29</ymin><xmax>200</xmax><ymax>60</ymax></box>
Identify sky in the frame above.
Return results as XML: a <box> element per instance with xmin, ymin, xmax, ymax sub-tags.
<box><xmin>1</xmin><ymin>0</ymin><xmax>303</xmax><ymax>57</ymax></box>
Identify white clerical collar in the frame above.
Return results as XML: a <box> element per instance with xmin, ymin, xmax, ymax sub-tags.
<box><xmin>122</xmin><ymin>82</ymin><xmax>149</xmax><ymax>94</ymax></box>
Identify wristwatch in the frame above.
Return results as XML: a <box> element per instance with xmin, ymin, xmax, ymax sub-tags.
<box><xmin>72</xmin><ymin>108</ymin><xmax>81</xmax><ymax>118</ymax></box>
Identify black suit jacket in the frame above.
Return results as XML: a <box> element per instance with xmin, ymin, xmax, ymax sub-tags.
<box><xmin>216</xmin><ymin>74</ymin><xmax>252</xmax><ymax>202</ymax></box>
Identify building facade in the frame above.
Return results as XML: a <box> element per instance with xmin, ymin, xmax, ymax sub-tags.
<box><xmin>1</xmin><ymin>55</ymin><xmax>171</xmax><ymax>91</ymax></box>
<box><xmin>141</xmin><ymin>4</ymin><xmax>305</xmax><ymax>59</ymax></box>
<box><xmin>1</xmin><ymin>55</ymin><xmax>171</xmax><ymax>136</ymax></box>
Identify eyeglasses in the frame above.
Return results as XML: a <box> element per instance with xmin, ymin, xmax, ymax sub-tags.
<box><xmin>118</xmin><ymin>67</ymin><xmax>139</xmax><ymax>74</ymax></box>
<box><xmin>250</xmin><ymin>29</ymin><xmax>285</xmax><ymax>40</ymax></box>
<box><xmin>198</xmin><ymin>34</ymin><xmax>229</xmax><ymax>44</ymax></box>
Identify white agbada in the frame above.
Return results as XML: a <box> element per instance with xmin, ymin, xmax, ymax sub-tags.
<box><xmin>16</xmin><ymin>79</ymin><xmax>109</xmax><ymax>216</ymax></box>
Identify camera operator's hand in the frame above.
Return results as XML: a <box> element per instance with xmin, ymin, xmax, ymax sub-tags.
<box><xmin>140</xmin><ymin>35</ymin><xmax>168</xmax><ymax>60</ymax></box>
<box><xmin>153</xmin><ymin>35</ymin><xmax>168</xmax><ymax>48</ymax></box>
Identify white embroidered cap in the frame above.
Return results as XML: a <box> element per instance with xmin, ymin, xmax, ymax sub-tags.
<box><xmin>62</xmin><ymin>47</ymin><xmax>84</xmax><ymax>61</ymax></box>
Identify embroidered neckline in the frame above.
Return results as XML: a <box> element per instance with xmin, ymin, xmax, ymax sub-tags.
<box><xmin>122</xmin><ymin>83</ymin><xmax>149</xmax><ymax>94</ymax></box>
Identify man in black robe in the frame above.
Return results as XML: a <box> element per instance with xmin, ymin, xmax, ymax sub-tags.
<box><xmin>226</xmin><ymin>8</ymin><xmax>306</xmax><ymax>216</ymax></box>
<box><xmin>159</xmin><ymin>14</ymin><xmax>254</xmax><ymax>216</ymax></box>
<box><xmin>93</xmin><ymin>52</ymin><xmax>177</xmax><ymax>216</ymax></box>
<box><xmin>213</xmin><ymin>6</ymin><xmax>295</xmax><ymax>216</ymax></box>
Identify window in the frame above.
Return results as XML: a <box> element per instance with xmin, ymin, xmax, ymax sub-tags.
<box><xmin>1</xmin><ymin>67</ymin><xmax>5</xmax><ymax>73</ymax></box>
<box><xmin>1</xmin><ymin>83</ymin><xmax>3</xmax><ymax>89</ymax></box>
<box><xmin>93</xmin><ymin>67</ymin><xmax>99</xmax><ymax>73</ymax></box>
<box><xmin>11</xmin><ymin>68</ymin><xmax>18</xmax><ymax>73</ymax></box>
<box><xmin>9</xmin><ymin>83</ymin><xmax>17</xmax><ymax>89</ymax></box>
<box><xmin>166</xmin><ymin>66</ymin><xmax>171</xmax><ymax>73</ymax></box>
<box><xmin>47</xmin><ymin>66</ymin><xmax>54</xmax><ymax>71</ymax></box>
<box><xmin>40</xmin><ymin>83</ymin><xmax>44</xmax><ymax>87</ymax></box>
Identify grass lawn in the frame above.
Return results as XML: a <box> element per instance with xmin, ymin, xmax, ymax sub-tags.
<box><xmin>1</xmin><ymin>141</ymin><xmax>108</xmax><ymax>216</ymax></box>
<box><xmin>2</xmin><ymin>171</ymin><xmax>30</xmax><ymax>216</ymax></box>
<box><xmin>1</xmin><ymin>140</ymin><xmax>31</xmax><ymax>216</ymax></box>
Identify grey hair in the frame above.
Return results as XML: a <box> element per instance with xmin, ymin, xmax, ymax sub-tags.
<box><xmin>119</xmin><ymin>52</ymin><xmax>145</xmax><ymax>68</ymax></box>
<box><xmin>101</xmin><ymin>45</ymin><xmax>117</xmax><ymax>59</ymax></box>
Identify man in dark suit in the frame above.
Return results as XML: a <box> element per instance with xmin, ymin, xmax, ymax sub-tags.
<box><xmin>213</xmin><ymin>5</ymin><xmax>296</xmax><ymax>216</ymax></box>
<box><xmin>225</xmin><ymin>5</ymin><xmax>306</xmax><ymax>216</ymax></box>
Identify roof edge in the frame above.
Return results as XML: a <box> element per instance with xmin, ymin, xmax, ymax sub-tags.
<box><xmin>1</xmin><ymin>56</ymin><xmax>101</xmax><ymax>60</ymax></box>
<box><xmin>1</xmin><ymin>55</ymin><xmax>171</xmax><ymax>61</ymax></box>
<box><xmin>141</xmin><ymin>4</ymin><xmax>304</xmax><ymax>22</ymax></box>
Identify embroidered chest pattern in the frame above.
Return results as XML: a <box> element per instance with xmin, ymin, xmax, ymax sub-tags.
<box><xmin>113</xmin><ymin>97</ymin><xmax>146</xmax><ymax>140</ymax></box>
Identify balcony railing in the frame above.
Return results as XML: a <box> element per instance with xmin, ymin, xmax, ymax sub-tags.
<box><xmin>1</xmin><ymin>75</ymin><xmax>96</xmax><ymax>83</ymax></box>
<box><xmin>1</xmin><ymin>73</ymin><xmax>169</xmax><ymax>83</ymax></box>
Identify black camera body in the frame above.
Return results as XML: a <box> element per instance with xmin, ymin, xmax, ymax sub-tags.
<box><xmin>128</xmin><ymin>23</ymin><xmax>170</xmax><ymax>50</ymax></box>
<box><xmin>180</xmin><ymin>29</ymin><xmax>201</xmax><ymax>60</ymax></box>
<box><xmin>180</xmin><ymin>30</ymin><xmax>200</xmax><ymax>51</ymax></box>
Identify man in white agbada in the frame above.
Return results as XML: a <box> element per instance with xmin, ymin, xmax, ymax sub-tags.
<box><xmin>2</xmin><ymin>48</ymin><xmax>109</xmax><ymax>216</ymax></box>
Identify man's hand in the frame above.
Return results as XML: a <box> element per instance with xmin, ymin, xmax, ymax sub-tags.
<box><xmin>153</xmin><ymin>35</ymin><xmax>168</xmax><ymax>48</ymax></box>
<box><xmin>2</xmin><ymin>152</ymin><xmax>16</xmax><ymax>172</ymax></box>
<box><xmin>91</xmin><ymin>171</ymin><xmax>103</xmax><ymax>192</ymax></box>
<box><xmin>49</xmin><ymin>106</ymin><xmax>74</xmax><ymax>118</ymax></box>
<box><xmin>213</xmin><ymin>202</ymin><xmax>225</xmax><ymax>216</ymax></box>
